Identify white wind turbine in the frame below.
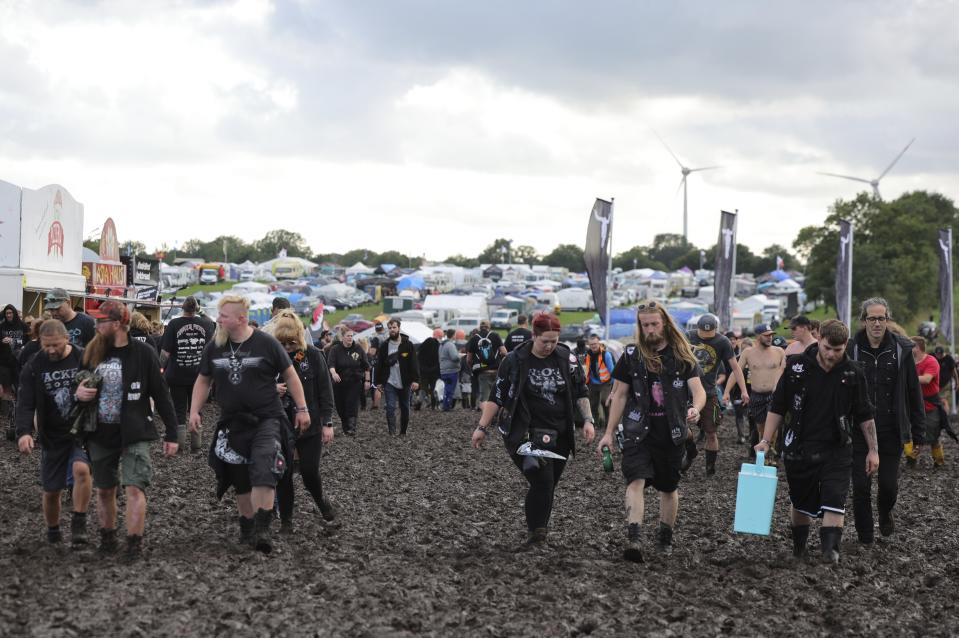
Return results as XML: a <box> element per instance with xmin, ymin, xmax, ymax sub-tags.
<box><xmin>818</xmin><ymin>138</ymin><xmax>915</xmax><ymax>200</ymax></box>
<box><xmin>653</xmin><ymin>130</ymin><xmax>721</xmax><ymax>241</ymax></box>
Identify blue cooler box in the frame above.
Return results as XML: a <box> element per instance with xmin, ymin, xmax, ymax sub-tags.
<box><xmin>733</xmin><ymin>451</ymin><xmax>778</xmax><ymax>536</ymax></box>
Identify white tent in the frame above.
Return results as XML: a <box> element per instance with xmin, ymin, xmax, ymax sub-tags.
<box><xmin>354</xmin><ymin>320</ymin><xmax>434</xmax><ymax>345</ymax></box>
<box><xmin>346</xmin><ymin>261</ymin><xmax>375</xmax><ymax>275</ymax></box>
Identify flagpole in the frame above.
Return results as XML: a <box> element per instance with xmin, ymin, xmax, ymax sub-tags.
<box><xmin>606</xmin><ymin>198</ymin><xmax>614</xmax><ymax>340</ymax></box>
<box><xmin>949</xmin><ymin>228</ymin><xmax>956</xmax><ymax>415</ymax></box>
<box><xmin>846</xmin><ymin>224</ymin><xmax>854</xmax><ymax>328</ymax></box>
<box><xmin>731</xmin><ymin>210</ymin><xmax>738</xmax><ymax>328</ymax></box>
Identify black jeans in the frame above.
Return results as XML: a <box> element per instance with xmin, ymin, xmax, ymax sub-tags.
<box><xmin>510</xmin><ymin>453</ymin><xmax>567</xmax><ymax>532</ymax></box>
<box><xmin>277</xmin><ymin>433</ymin><xmax>325</xmax><ymax>521</ymax></box>
<box><xmin>169</xmin><ymin>384</ymin><xmax>192</xmax><ymax>426</ymax></box>
<box><xmin>851</xmin><ymin>427</ymin><xmax>902</xmax><ymax>540</ymax></box>
<box><xmin>333</xmin><ymin>380</ymin><xmax>362</xmax><ymax>427</ymax></box>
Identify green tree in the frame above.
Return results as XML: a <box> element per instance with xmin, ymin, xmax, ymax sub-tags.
<box><xmin>512</xmin><ymin>244</ymin><xmax>539</xmax><ymax>265</ymax></box>
<box><xmin>444</xmin><ymin>254</ymin><xmax>479</xmax><ymax>267</ymax></box>
<box><xmin>339</xmin><ymin>249</ymin><xmax>377</xmax><ymax>267</ymax></box>
<box><xmin>612</xmin><ymin>245</ymin><xmax>667</xmax><ymax>271</ymax></box>
<box><xmin>648</xmin><ymin>233</ymin><xmax>693</xmax><ymax>270</ymax></box>
<box><xmin>541</xmin><ymin>244</ymin><xmax>585</xmax><ymax>272</ymax></box>
<box><xmin>477</xmin><ymin>238</ymin><xmax>513</xmax><ymax>264</ymax></box>
<box><xmin>760</xmin><ymin>244</ymin><xmax>800</xmax><ymax>272</ymax></box>
<box><xmin>254</xmin><ymin>229</ymin><xmax>311</xmax><ymax>261</ymax></box>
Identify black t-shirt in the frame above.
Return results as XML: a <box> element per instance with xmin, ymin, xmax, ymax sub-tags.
<box><xmin>199</xmin><ymin>330</ymin><xmax>291</xmax><ymax>419</ymax></box>
<box><xmin>327</xmin><ymin>342</ymin><xmax>369</xmax><ymax>382</ymax></box>
<box><xmin>63</xmin><ymin>313</ymin><xmax>96</xmax><ymax>347</ymax></box>
<box><xmin>27</xmin><ymin>348</ymin><xmax>84</xmax><ymax>443</ymax></box>
<box><xmin>129</xmin><ymin>329</ymin><xmax>160</xmax><ymax>353</ymax></box>
<box><xmin>938</xmin><ymin>355</ymin><xmax>956</xmax><ymax>388</ymax></box>
<box><xmin>688</xmin><ymin>333</ymin><xmax>735</xmax><ymax>387</ymax></box>
<box><xmin>505</xmin><ymin>327</ymin><xmax>532</xmax><ymax>352</ymax></box>
<box><xmin>91</xmin><ymin>345</ymin><xmax>132</xmax><ymax>448</ymax></box>
<box><xmin>522</xmin><ymin>353</ymin><xmax>568</xmax><ymax>433</ymax></box>
<box><xmin>612</xmin><ymin>345</ymin><xmax>698</xmax><ymax>445</ymax></box>
<box><xmin>468</xmin><ymin>330</ymin><xmax>504</xmax><ymax>371</ymax></box>
<box><xmin>1</xmin><ymin>322</ymin><xmax>26</xmax><ymax>353</ymax></box>
<box><xmin>161</xmin><ymin>315</ymin><xmax>216</xmax><ymax>385</ymax></box>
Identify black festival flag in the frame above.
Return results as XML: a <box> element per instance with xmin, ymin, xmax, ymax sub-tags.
<box><xmin>584</xmin><ymin>198</ymin><xmax>613</xmax><ymax>330</ymax></box>
<box><xmin>939</xmin><ymin>228</ymin><xmax>954</xmax><ymax>347</ymax></box>
<box><xmin>835</xmin><ymin>220</ymin><xmax>853</xmax><ymax>327</ymax></box>
<box><xmin>713</xmin><ymin>210</ymin><xmax>737</xmax><ymax>330</ymax></box>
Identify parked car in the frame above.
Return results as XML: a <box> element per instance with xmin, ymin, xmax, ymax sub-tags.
<box><xmin>444</xmin><ymin>316</ymin><xmax>483</xmax><ymax>334</ymax></box>
<box><xmin>559</xmin><ymin>322</ymin><xmax>588</xmax><ymax>344</ymax></box>
<box><xmin>490</xmin><ymin>309</ymin><xmax>519</xmax><ymax>329</ymax></box>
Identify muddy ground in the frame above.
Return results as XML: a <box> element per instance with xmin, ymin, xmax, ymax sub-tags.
<box><xmin>1</xmin><ymin>402</ymin><xmax>957</xmax><ymax>637</ymax></box>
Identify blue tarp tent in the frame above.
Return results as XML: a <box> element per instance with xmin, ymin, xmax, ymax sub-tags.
<box><xmin>397</xmin><ymin>275</ymin><xmax>425</xmax><ymax>292</ymax></box>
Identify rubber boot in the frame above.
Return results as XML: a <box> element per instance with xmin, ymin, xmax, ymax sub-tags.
<box><xmin>189</xmin><ymin>430</ymin><xmax>202</xmax><ymax>452</ymax></box>
<box><xmin>705</xmin><ymin>450</ymin><xmax>718</xmax><ymax>477</ymax></box>
<box><xmin>254</xmin><ymin>508</ymin><xmax>273</xmax><ymax>554</ymax></box>
<box><xmin>318</xmin><ymin>498</ymin><xmax>337</xmax><ymax>522</ymax></box>
<box><xmin>904</xmin><ymin>440</ymin><xmax>918</xmax><ymax>467</ymax></box>
<box><xmin>70</xmin><ymin>511</ymin><xmax>88</xmax><ymax>547</ymax></box>
<box><xmin>791</xmin><ymin>524</ymin><xmax>810</xmax><ymax>558</ymax></box>
<box><xmin>820</xmin><ymin>526</ymin><xmax>842</xmax><ymax>565</ymax></box>
<box><xmin>655</xmin><ymin>522</ymin><xmax>673</xmax><ymax>556</ymax></box>
<box><xmin>176</xmin><ymin>425</ymin><xmax>187</xmax><ymax>450</ymax></box>
<box><xmin>623</xmin><ymin>523</ymin><xmax>643</xmax><ymax>563</ymax></box>
<box><xmin>239</xmin><ymin>516</ymin><xmax>255</xmax><ymax>547</ymax></box>
<box><xmin>98</xmin><ymin>528</ymin><xmax>119</xmax><ymax>555</ymax></box>
<box><xmin>932</xmin><ymin>444</ymin><xmax>945</xmax><ymax>467</ymax></box>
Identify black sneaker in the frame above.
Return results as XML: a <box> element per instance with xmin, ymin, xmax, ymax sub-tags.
<box><xmin>47</xmin><ymin>527</ymin><xmax>63</xmax><ymax>544</ymax></box>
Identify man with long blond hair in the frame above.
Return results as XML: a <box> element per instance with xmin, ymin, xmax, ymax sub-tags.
<box><xmin>596</xmin><ymin>300</ymin><xmax>706</xmax><ymax>562</ymax></box>
<box><xmin>75</xmin><ymin>300</ymin><xmax>178</xmax><ymax>559</ymax></box>
<box><xmin>189</xmin><ymin>295</ymin><xmax>311</xmax><ymax>553</ymax></box>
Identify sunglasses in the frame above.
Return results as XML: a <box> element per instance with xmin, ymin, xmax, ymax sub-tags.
<box><xmin>636</xmin><ymin>301</ymin><xmax>659</xmax><ymax>311</ymax></box>
<box><xmin>96</xmin><ymin>318</ymin><xmax>118</xmax><ymax>325</ymax></box>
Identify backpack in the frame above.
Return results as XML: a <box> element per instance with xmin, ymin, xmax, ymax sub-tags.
<box><xmin>476</xmin><ymin>332</ymin><xmax>497</xmax><ymax>368</ymax></box>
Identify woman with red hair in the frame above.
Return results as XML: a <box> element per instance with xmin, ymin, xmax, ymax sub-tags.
<box><xmin>472</xmin><ymin>313</ymin><xmax>594</xmax><ymax>545</ymax></box>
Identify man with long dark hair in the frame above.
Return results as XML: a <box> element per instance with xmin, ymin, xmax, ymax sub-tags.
<box><xmin>76</xmin><ymin>301</ymin><xmax>178</xmax><ymax>559</ymax></box>
<box><xmin>597</xmin><ymin>300</ymin><xmax>706</xmax><ymax>561</ymax></box>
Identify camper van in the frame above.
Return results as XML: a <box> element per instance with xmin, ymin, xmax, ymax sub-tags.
<box><xmin>273</xmin><ymin>260</ymin><xmax>305</xmax><ymax>280</ymax></box>
<box><xmin>557</xmin><ymin>288</ymin><xmax>594</xmax><ymax>312</ymax></box>
<box><xmin>490</xmin><ymin>308</ymin><xmax>519</xmax><ymax>329</ymax></box>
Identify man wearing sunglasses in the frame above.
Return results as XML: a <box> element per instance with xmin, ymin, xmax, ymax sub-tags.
<box><xmin>846</xmin><ymin>297</ymin><xmax>924</xmax><ymax>545</ymax></box>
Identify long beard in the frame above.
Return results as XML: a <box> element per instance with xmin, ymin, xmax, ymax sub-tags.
<box><xmin>645</xmin><ymin>332</ymin><xmax>665</xmax><ymax>348</ymax></box>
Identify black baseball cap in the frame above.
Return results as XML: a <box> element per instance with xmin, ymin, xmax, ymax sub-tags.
<box><xmin>697</xmin><ymin>314</ymin><xmax>718</xmax><ymax>332</ymax></box>
<box><xmin>754</xmin><ymin>323</ymin><xmax>774</xmax><ymax>335</ymax></box>
<box><xmin>790</xmin><ymin>315</ymin><xmax>811</xmax><ymax>328</ymax></box>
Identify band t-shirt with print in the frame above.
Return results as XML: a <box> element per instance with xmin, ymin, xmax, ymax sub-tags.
<box><xmin>161</xmin><ymin>315</ymin><xmax>216</xmax><ymax>386</ymax></box>
<box><xmin>93</xmin><ymin>346</ymin><xmax>129</xmax><ymax>447</ymax></box>
<box><xmin>522</xmin><ymin>354</ymin><xmax>568</xmax><ymax>433</ymax></box>
<box><xmin>31</xmin><ymin>347</ymin><xmax>84</xmax><ymax>443</ymax></box>
<box><xmin>199</xmin><ymin>330</ymin><xmax>291</xmax><ymax>419</ymax></box>
<box><xmin>688</xmin><ymin>333</ymin><xmax>734</xmax><ymax>387</ymax></box>
<box><xmin>64</xmin><ymin>313</ymin><xmax>96</xmax><ymax>348</ymax></box>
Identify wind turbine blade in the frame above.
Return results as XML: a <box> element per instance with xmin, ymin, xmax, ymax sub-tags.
<box><xmin>650</xmin><ymin>128</ymin><xmax>685</xmax><ymax>169</ymax></box>
<box><xmin>877</xmin><ymin>137</ymin><xmax>915</xmax><ymax>180</ymax></box>
<box><xmin>688</xmin><ymin>165</ymin><xmax>722</xmax><ymax>173</ymax></box>
<box><xmin>817</xmin><ymin>172</ymin><xmax>873</xmax><ymax>185</ymax></box>
<box><xmin>675</xmin><ymin>175</ymin><xmax>686</xmax><ymax>198</ymax></box>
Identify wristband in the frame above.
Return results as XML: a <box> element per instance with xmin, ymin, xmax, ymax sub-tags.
<box><xmin>295</xmin><ymin>406</ymin><xmax>309</xmax><ymax>413</ymax></box>
<box><xmin>760</xmin><ymin>438</ymin><xmax>770</xmax><ymax>445</ymax></box>
<box><xmin>477</xmin><ymin>424</ymin><xmax>489</xmax><ymax>433</ymax></box>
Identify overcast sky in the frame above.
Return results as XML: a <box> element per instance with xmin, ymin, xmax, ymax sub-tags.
<box><xmin>2</xmin><ymin>0</ymin><xmax>958</xmax><ymax>262</ymax></box>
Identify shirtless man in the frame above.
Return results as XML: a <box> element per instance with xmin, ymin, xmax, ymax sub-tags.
<box><xmin>784</xmin><ymin>316</ymin><xmax>818</xmax><ymax>356</ymax></box>
<box><xmin>726</xmin><ymin>324</ymin><xmax>784</xmax><ymax>459</ymax></box>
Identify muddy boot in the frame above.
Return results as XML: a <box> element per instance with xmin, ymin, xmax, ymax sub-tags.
<box><xmin>735</xmin><ymin>416</ymin><xmax>746</xmax><ymax>445</ymax></box>
<box><xmin>239</xmin><ymin>516</ymin><xmax>255</xmax><ymax>547</ymax></box>
<box><xmin>189</xmin><ymin>430</ymin><xmax>202</xmax><ymax>452</ymax></box>
<box><xmin>124</xmin><ymin>535</ymin><xmax>143</xmax><ymax>561</ymax></box>
<box><xmin>98</xmin><ymin>528</ymin><xmax>119</xmax><ymax>555</ymax></box>
<box><xmin>279</xmin><ymin>518</ymin><xmax>293</xmax><ymax>536</ymax></box>
<box><xmin>878</xmin><ymin>510</ymin><xmax>895</xmax><ymax>538</ymax></box>
<box><xmin>318</xmin><ymin>498</ymin><xmax>338</xmax><ymax>522</ymax></box>
<box><xmin>791</xmin><ymin>524</ymin><xmax>810</xmax><ymax>558</ymax></box>
<box><xmin>47</xmin><ymin>526</ymin><xmax>63</xmax><ymax>544</ymax></box>
<box><xmin>623</xmin><ymin>523</ymin><xmax>643</xmax><ymax>563</ymax></box>
<box><xmin>70</xmin><ymin>512</ymin><xmax>88</xmax><ymax>547</ymax></box>
<box><xmin>526</xmin><ymin>527</ymin><xmax>548</xmax><ymax>546</ymax></box>
<box><xmin>705</xmin><ymin>450</ymin><xmax>718</xmax><ymax>477</ymax></box>
<box><xmin>176</xmin><ymin>425</ymin><xmax>187</xmax><ymax>450</ymax></box>
<box><xmin>932</xmin><ymin>444</ymin><xmax>945</xmax><ymax>467</ymax></box>
<box><xmin>655</xmin><ymin>522</ymin><xmax>673</xmax><ymax>556</ymax></box>
<box><xmin>253</xmin><ymin>508</ymin><xmax>273</xmax><ymax>554</ymax></box>
<box><xmin>680</xmin><ymin>439</ymin><xmax>698</xmax><ymax>474</ymax></box>
<box><xmin>820</xmin><ymin>527</ymin><xmax>842</xmax><ymax>565</ymax></box>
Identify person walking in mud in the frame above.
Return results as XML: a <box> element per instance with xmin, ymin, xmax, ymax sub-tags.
<box><xmin>271</xmin><ymin>312</ymin><xmax>338</xmax><ymax>533</ymax></box>
<box><xmin>373</xmin><ymin>319</ymin><xmax>419</xmax><ymax>436</ymax></box>
<box><xmin>685</xmin><ymin>314</ymin><xmax>748</xmax><ymax>476</ymax></box>
<box><xmin>755</xmin><ymin>320</ymin><xmax>877</xmax><ymax>564</ymax></box>
<box><xmin>846</xmin><ymin>298</ymin><xmax>924</xmax><ymax>544</ymax></box>
<box><xmin>326</xmin><ymin>327</ymin><xmax>370</xmax><ymax>435</ymax></box>
<box><xmin>725</xmin><ymin>324</ymin><xmax>784</xmax><ymax>460</ymax></box>
<box><xmin>75</xmin><ymin>301</ymin><xmax>179</xmax><ymax>559</ymax></box>
<box><xmin>14</xmin><ymin>320</ymin><xmax>93</xmax><ymax>547</ymax></box>
<box><xmin>189</xmin><ymin>295</ymin><xmax>311</xmax><ymax>554</ymax></box>
<box><xmin>472</xmin><ymin>313</ymin><xmax>594</xmax><ymax>546</ymax></box>
<box><xmin>595</xmin><ymin>301</ymin><xmax>705</xmax><ymax>561</ymax></box>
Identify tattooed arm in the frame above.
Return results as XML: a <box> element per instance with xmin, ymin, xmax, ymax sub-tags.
<box><xmin>577</xmin><ymin>397</ymin><xmax>593</xmax><ymax>423</ymax></box>
<box><xmin>859</xmin><ymin>419</ymin><xmax>879</xmax><ymax>475</ymax></box>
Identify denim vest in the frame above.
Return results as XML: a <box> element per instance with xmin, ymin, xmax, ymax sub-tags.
<box><xmin>620</xmin><ymin>345</ymin><xmax>692</xmax><ymax>447</ymax></box>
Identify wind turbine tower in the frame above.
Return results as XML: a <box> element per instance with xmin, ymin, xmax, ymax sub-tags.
<box><xmin>653</xmin><ymin>131</ymin><xmax>721</xmax><ymax>242</ymax></box>
<box><xmin>818</xmin><ymin>138</ymin><xmax>915</xmax><ymax>200</ymax></box>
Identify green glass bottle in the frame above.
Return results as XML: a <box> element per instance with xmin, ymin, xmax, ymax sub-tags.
<box><xmin>602</xmin><ymin>446</ymin><xmax>614</xmax><ymax>473</ymax></box>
